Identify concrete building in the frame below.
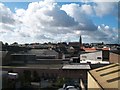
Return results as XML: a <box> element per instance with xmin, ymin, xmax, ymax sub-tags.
<box><xmin>11</xmin><ymin>54</ymin><xmax>66</xmax><ymax>65</ymax></box>
<box><xmin>0</xmin><ymin>71</ymin><xmax>8</xmax><ymax>90</ymax></box>
<box><xmin>28</xmin><ymin>59</ymin><xmax>63</xmax><ymax>64</ymax></box>
<box><xmin>88</xmin><ymin>63</ymin><xmax>120</xmax><ymax>90</ymax></box>
<box><xmin>1</xmin><ymin>51</ymin><xmax>12</xmax><ymax>65</ymax></box>
<box><xmin>2</xmin><ymin>63</ymin><xmax>91</xmax><ymax>89</ymax></box>
<box><xmin>109</xmin><ymin>51</ymin><xmax>120</xmax><ymax>63</ymax></box>
<box><xmin>28</xmin><ymin>49</ymin><xmax>59</xmax><ymax>59</ymax></box>
<box><xmin>80</xmin><ymin>51</ymin><xmax>102</xmax><ymax>61</ymax></box>
<box><xmin>80</xmin><ymin>50</ymin><xmax>109</xmax><ymax>64</ymax></box>
<box><xmin>11</xmin><ymin>54</ymin><xmax>36</xmax><ymax>64</ymax></box>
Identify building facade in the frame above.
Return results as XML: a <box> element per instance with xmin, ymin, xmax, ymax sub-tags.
<box><xmin>88</xmin><ymin>63</ymin><xmax>120</xmax><ymax>90</ymax></box>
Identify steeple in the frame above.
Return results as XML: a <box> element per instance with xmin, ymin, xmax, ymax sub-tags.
<box><xmin>79</xmin><ymin>35</ymin><xmax>82</xmax><ymax>45</ymax></box>
<box><xmin>79</xmin><ymin>35</ymin><xmax>82</xmax><ymax>49</ymax></box>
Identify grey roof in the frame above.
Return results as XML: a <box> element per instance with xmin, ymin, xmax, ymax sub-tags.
<box><xmin>11</xmin><ymin>53</ymin><xmax>35</xmax><ymax>56</ymax></box>
<box><xmin>1</xmin><ymin>64</ymin><xmax>63</xmax><ymax>69</ymax></box>
<box><xmin>62</xmin><ymin>64</ymin><xmax>91</xmax><ymax>70</ymax></box>
<box><xmin>28</xmin><ymin>49</ymin><xmax>58</xmax><ymax>56</ymax></box>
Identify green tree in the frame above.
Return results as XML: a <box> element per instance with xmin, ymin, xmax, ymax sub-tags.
<box><xmin>33</xmin><ymin>71</ymin><xmax>40</xmax><ymax>82</ymax></box>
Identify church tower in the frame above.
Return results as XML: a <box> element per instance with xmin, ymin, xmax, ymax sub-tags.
<box><xmin>79</xmin><ymin>35</ymin><xmax>82</xmax><ymax>49</ymax></box>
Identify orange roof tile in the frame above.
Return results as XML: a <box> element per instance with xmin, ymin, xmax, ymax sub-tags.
<box><xmin>83</xmin><ymin>47</ymin><xmax>97</xmax><ymax>52</ymax></box>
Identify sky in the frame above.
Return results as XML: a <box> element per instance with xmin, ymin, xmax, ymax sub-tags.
<box><xmin>0</xmin><ymin>0</ymin><xmax>119</xmax><ymax>44</ymax></box>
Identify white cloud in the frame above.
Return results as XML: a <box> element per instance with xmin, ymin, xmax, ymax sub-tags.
<box><xmin>87</xmin><ymin>24</ymin><xmax>118</xmax><ymax>43</ymax></box>
<box><xmin>61</xmin><ymin>3</ymin><xmax>97</xmax><ymax>31</ymax></box>
<box><xmin>81</xmin><ymin>0</ymin><xmax>119</xmax><ymax>3</ymax></box>
<box><xmin>0</xmin><ymin>3</ymin><xmax>15</xmax><ymax>24</ymax></box>
<box><xmin>93</xmin><ymin>2</ymin><xmax>117</xmax><ymax>17</ymax></box>
<box><xmin>16</xmin><ymin>1</ymin><xmax>78</xmax><ymax>27</ymax></box>
<box><xmin>0</xmin><ymin>1</ymin><xmax>79</xmax><ymax>43</ymax></box>
<box><xmin>80</xmin><ymin>0</ymin><xmax>117</xmax><ymax>17</ymax></box>
<box><xmin>81</xmin><ymin>4</ymin><xmax>93</xmax><ymax>15</ymax></box>
<box><xmin>0</xmin><ymin>0</ymin><xmax>118</xmax><ymax>44</ymax></box>
<box><xmin>15</xmin><ymin>9</ymin><xmax>26</xmax><ymax>17</ymax></box>
<box><xmin>92</xmin><ymin>0</ymin><xmax>118</xmax><ymax>2</ymax></box>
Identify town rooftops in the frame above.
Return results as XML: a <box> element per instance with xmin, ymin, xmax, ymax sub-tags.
<box><xmin>89</xmin><ymin>63</ymin><xmax>120</xmax><ymax>89</ymax></box>
<box><xmin>82</xmin><ymin>47</ymin><xmax>110</xmax><ymax>52</ymax></box>
<box><xmin>62</xmin><ymin>64</ymin><xmax>91</xmax><ymax>70</ymax></box>
<box><xmin>82</xmin><ymin>47</ymin><xmax>97</xmax><ymax>52</ymax></box>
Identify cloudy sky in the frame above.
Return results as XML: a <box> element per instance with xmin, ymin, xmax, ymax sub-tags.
<box><xmin>0</xmin><ymin>0</ymin><xmax>119</xmax><ymax>44</ymax></box>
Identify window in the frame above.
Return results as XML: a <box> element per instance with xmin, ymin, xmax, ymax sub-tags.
<box><xmin>82</xmin><ymin>56</ymin><xmax>87</xmax><ymax>58</ymax></box>
<box><xmin>97</xmin><ymin>57</ymin><xmax>102</xmax><ymax>59</ymax></box>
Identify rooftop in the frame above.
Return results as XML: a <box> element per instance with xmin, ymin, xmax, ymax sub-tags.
<box><xmin>27</xmin><ymin>49</ymin><xmax>58</xmax><ymax>56</ymax></box>
<box><xmin>89</xmin><ymin>63</ymin><xmax>120</xmax><ymax>89</ymax></box>
<box><xmin>2</xmin><ymin>64</ymin><xmax>91</xmax><ymax>70</ymax></box>
<box><xmin>80</xmin><ymin>60</ymin><xmax>110</xmax><ymax>64</ymax></box>
<box><xmin>62</xmin><ymin>64</ymin><xmax>91</xmax><ymax>70</ymax></box>
<box><xmin>110</xmin><ymin>50</ymin><xmax>120</xmax><ymax>55</ymax></box>
<box><xmin>82</xmin><ymin>47</ymin><xmax>97</xmax><ymax>52</ymax></box>
<box><xmin>1</xmin><ymin>64</ymin><xmax>63</xmax><ymax>69</ymax></box>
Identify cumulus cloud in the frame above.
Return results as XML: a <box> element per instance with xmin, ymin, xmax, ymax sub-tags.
<box><xmin>86</xmin><ymin>24</ymin><xmax>118</xmax><ymax>43</ymax></box>
<box><xmin>13</xmin><ymin>0</ymin><xmax>79</xmax><ymax>41</ymax></box>
<box><xmin>61</xmin><ymin>3</ymin><xmax>97</xmax><ymax>31</ymax></box>
<box><xmin>0</xmin><ymin>0</ymin><xmax>118</xmax><ymax>44</ymax></box>
<box><xmin>0</xmin><ymin>3</ymin><xmax>15</xmax><ymax>24</ymax></box>
<box><xmin>16</xmin><ymin>1</ymin><xmax>78</xmax><ymax>27</ymax></box>
<box><xmin>81</xmin><ymin>0</ymin><xmax>118</xmax><ymax>3</ymax></box>
<box><xmin>81</xmin><ymin>4</ymin><xmax>93</xmax><ymax>15</ymax></box>
<box><xmin>93</xmin><ymin>2</ymin><xmax>117</xmax><ymax>17</ymax></box>
<box><xmin>78</xmin><ymin>0</ymin><xmax>117</xmax><ymax>17</ymax></box>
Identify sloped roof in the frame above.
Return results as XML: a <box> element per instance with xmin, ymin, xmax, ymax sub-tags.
<box><xmin>28</xmin><ymin>49</ymin><xmax>58</xmax><ymax>56</ymax></box>
<box><xmin>89</xmin><ymin>63</ymin><xmax>120</xmax><ymax>89</ymax></box>
<box><xmin>82</xmin><ymin>47</ymin><xmax>97</xmax><ymax>52</ymax></box>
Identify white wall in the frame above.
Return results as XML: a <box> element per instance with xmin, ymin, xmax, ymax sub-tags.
<box><xmin>80</xmin><ymin>51</ymin><xmax>102</xmax><ymax>61</ymax></box>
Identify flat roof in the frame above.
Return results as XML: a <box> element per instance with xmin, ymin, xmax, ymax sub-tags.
<box><xmin>2</xmin><ymin>64</ymin><xmax>91</xmax><ymax>70</ymax></box>
<box><xmin>80</xmin><ymin>60</ymin><xmax>110</xmax><ymax>64</ymax></box>
<box><xmin>62</xmin><ymin>64</ymin><xmax>91</xmax><ymax>70</ymax></box>
<box><xmin>11</xmin><ymin>54</ymin><xmax>35</xmax><ymax>55</ymax></box>
<box><xmin>1</xmin><ymin>64</ymin><xmax>63</xmax><ymax>69</ymax></box>
<box><xmin>89</xmin><ymin>63</ymin><xmax>120</xmax><ymax>89</ymax></box>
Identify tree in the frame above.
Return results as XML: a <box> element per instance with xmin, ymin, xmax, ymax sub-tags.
<box><xmin>33</xmin><ymin>71</ymin><xmax>40</xmax><ymax>82</ymax></box>
<box><xmin>5</xmin><ymin>42</ymin><xmax>8</xmax><ymax>46</ymax></box>
<box><xmin>12</xmin><ymin>42</ymin><xmax>18</xmax><ymax>46</ymax></box>
<box><xmin>20</xmin><ymin>70</ymin><xmax>31</xmax><ymax>86</ymax></box>
<box><xmin>55</xmin><ymin>77</ymin><xmax>66</xmax><ymax>87</ymax></box>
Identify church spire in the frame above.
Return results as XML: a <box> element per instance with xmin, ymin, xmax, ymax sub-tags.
<box><xmin>79</xmin><ymin>35</ymin><xmax>82</xmax><ymax>49</ymax></box>
<box><xmin>79</xmin><ymin>35</ymin><xmax>82</xmax><ymax>45</ymax></box>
